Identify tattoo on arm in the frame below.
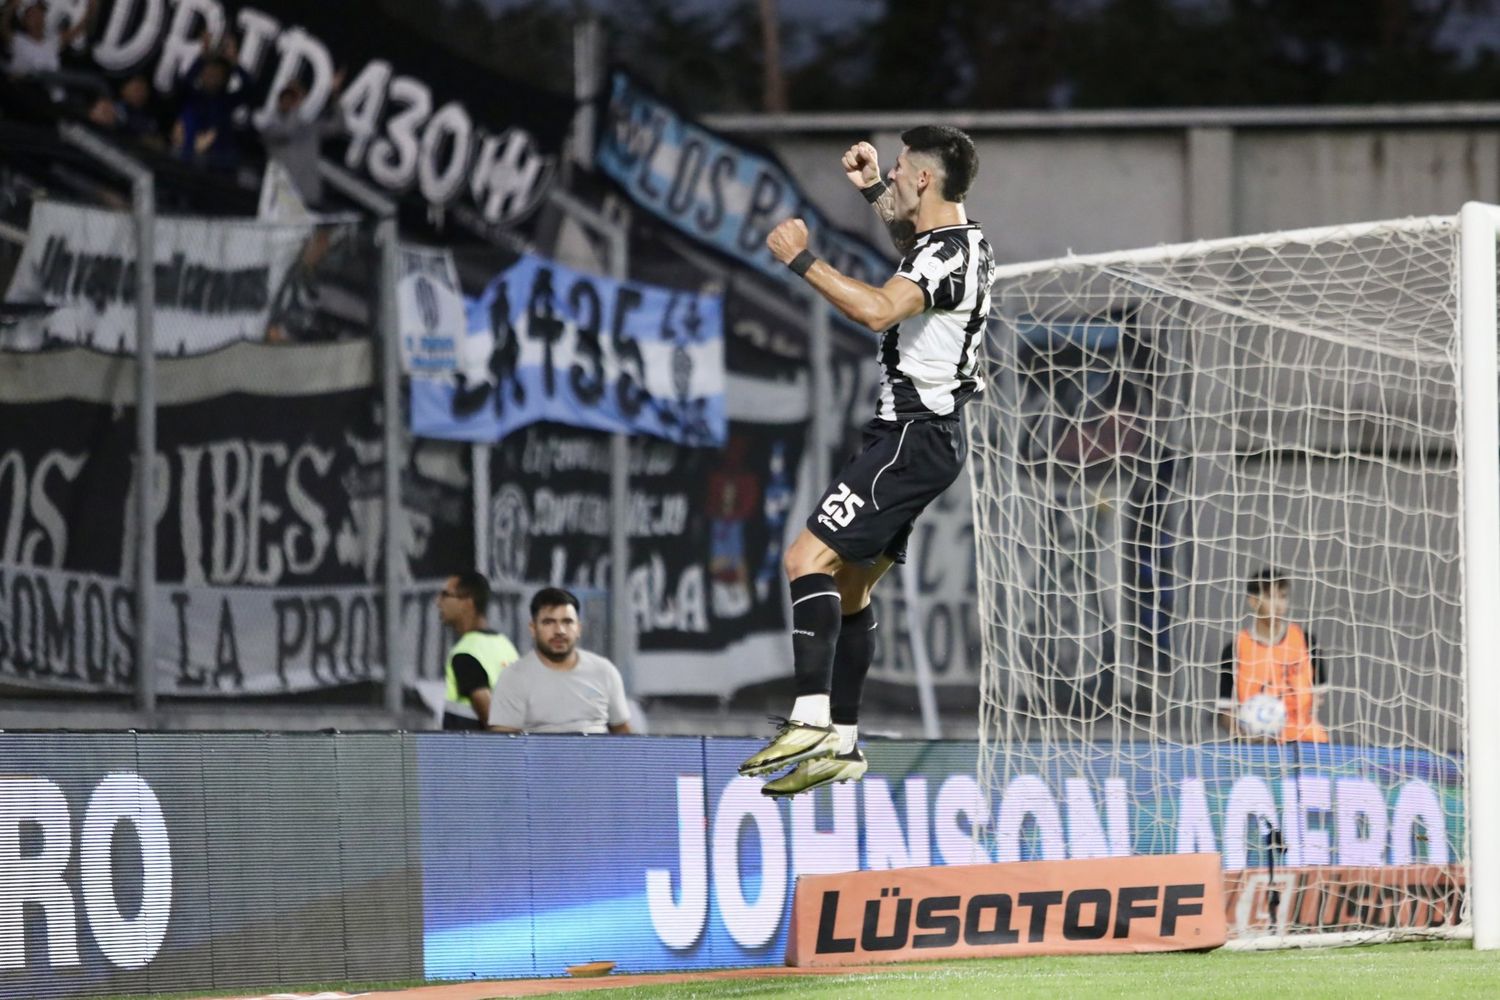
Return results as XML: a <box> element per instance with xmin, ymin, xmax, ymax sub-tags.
<box><xmin>873</xmin><ymin>187</ymin><xmax>916</xmax><ymax>256</ymax></box>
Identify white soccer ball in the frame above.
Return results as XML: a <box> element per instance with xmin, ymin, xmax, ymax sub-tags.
<box><xmin>1238</xmin><ymin>693</ymin><xmax>1288</xmax><ymax>737</ymax></box>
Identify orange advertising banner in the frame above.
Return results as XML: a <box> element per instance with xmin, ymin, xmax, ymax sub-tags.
<box><xmin>785</xmin><ymin>853</ymin><xmax>1227</xmax><ymax>967</ymax></box>
<box><xmin>1222</xmin><ymin>864</ymin><xmax>1464</xmax><ymax>936</ymax></box>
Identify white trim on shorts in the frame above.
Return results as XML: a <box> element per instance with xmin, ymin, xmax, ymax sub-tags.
<box><xmin>869</xmin><ymin>420</ymin><xmax>912</xmax><ymax>511</ymax></box>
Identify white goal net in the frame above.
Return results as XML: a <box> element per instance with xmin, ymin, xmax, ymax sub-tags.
<box><xmin>969</xmin><ymin>215</ymin><xmax>1480</xmax><ymax>942</ymax></box>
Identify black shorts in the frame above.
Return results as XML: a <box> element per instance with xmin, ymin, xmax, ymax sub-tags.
<box><xmin>806</xmin><ymin>415</ymin><xmax>967</xmax><ymax>565</ymax></box>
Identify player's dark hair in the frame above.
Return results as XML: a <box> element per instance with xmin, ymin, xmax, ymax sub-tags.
<box><xmin>900</xmin><ymin>125</ymin><xmax>978</xmax><ymax>203</ymax></box>
<box><xmin>453</xmin><ymin>571</ymin><xmax>491</xmax><ymax>615</ymax></box>
<box><xmin>1246</xmin><ymin>567</ymin><xmax>1291</xmax><ymax>597</ymax></box>
<box><xmin>530</xmin><ymin>586</ymin><xmax>581</xmax><ymax>621</ymax></box>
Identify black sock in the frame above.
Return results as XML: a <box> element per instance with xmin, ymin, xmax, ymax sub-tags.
<box><xmin>831</xmin><ymin>604</ymin><xmax>877</xmax><ymax>725</ymax></box>
<box><xmin>789</xmin><ymin>574</ymin><xmax>842</xmax><ymax>697</ymax></box>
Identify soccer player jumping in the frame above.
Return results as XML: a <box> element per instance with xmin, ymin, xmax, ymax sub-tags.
<box><xmin>743</xmin><ymin>126</ymin><xmax>994</xmax><ymax>797</ymax></box>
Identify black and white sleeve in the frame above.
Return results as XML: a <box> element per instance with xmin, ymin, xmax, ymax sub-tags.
<box><xmin>894</xmin><ymin>239</ymin><xmax>966</xmax><ymax>310</ymax></box>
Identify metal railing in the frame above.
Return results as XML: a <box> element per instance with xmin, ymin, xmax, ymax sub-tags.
<box><xmin>60</xmin><ymin>124</ymin><xmax>158</xmax><ymax>714</ymax></box>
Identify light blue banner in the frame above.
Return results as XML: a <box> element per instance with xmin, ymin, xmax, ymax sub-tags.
<box><xmin>596</xmin><ymin>71</ymin><xmax>894</xmax><ymax>288</ymax></box>
<box><xmin>409</xmin><ymin>253</ymin><xmax>726</xmax><ymax>447</ymax></box>
<box><xmin>417</xmin><ymin>736</ymin><xmax>1463</xmax><ymax>979</ymax></box>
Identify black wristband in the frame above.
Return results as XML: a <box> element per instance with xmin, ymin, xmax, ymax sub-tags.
<box><xmin>860</xmin><ymin>180</ymin><xmax>887</xmax><ymax>204</ymax></box>
<box><xmin>787</xmin><ymin>249</ymin><xmax>817</xmax><ymax>277</ymax></box>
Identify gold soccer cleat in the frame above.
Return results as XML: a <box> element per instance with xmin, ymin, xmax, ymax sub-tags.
<box><xmin>738</xmin><ymin>717</ymin><xmax>840</xmax><ymax>777</ymax></box>
<box><xmin>761</xmin><ymin>747</ymin><xmax>869</xmax><ymax>798</ymax></box>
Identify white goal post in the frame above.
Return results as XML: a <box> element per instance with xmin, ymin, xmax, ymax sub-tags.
<box><xmin>1459</xmin><ymin>202</ymin><xmax>1500</xmax><ymax>951</ymax></box>
<box><xmin>967</xmin><ymin>203</ymin><xmax>1500</xmax><ymax>948</ymax></box>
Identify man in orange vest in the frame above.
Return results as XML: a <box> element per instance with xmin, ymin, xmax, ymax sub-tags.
<box><xmin>1218</xmin><ymin>567</ymin><xmax>1329</xmax><ymax>743</ymax></box>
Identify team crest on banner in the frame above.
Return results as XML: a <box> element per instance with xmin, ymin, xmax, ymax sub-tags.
<box><xmin>397</xmin><ymin>243</ymin><xmax>468</xmax><ymax>376</ymax></box>
<box><xmin>409</xmin><ymin>253</ymin><xmax>727</xmax><ymax>447</ymax></box>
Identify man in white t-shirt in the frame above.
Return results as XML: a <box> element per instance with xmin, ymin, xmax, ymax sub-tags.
<box><xmin>487</xmin><ymin>587</ymin><xmax>632</xmax><ymax>735</ymax></box>
<box><xmin>2</xmin><ymin>0</ymin><xmax>95</xmax><ymax>80</ymax></box>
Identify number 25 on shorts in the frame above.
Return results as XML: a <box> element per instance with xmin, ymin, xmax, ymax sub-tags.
<box><xmin>818</xmin><ymin>483</ymin><xmax>865</xmax><ymax>532</ymax></box>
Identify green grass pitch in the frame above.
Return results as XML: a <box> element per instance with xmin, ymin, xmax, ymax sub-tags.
<box><xmin>93</xmin><ymin>941</ymin><xmax>1500</xmax><ymax>1000</ymax></box>
<box><xmin>578</xmin><ymin>941</ymin><xmax>1500</xmax><ymax>999</ymax></box>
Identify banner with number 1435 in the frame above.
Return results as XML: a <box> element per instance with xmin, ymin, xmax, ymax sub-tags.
<box><xmin>409</xmin><ymin>253</ymin><xmax>727</xmax><ymax>448</ymax></box>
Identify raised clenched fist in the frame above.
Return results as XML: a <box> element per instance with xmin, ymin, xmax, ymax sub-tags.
<box><xmin>766</xmin><ymin>218</ymin><xmax>810</xmax><ymax>263</ymax></box>
<box><xmin>842</xmin><ymin>141</ymin><xmax>880</xmax><ymax>188</ymax></box>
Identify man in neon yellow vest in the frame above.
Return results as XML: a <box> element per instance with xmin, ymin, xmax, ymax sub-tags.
<box><xmin>437</xmin><ymin>571</ymin><xmax>518</xmax><ymax>730</ymax></box>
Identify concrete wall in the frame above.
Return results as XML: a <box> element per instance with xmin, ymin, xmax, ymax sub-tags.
<box><xmin>1237</xmin><ymin>129</ymin><xmax>1500</xmax><ymax>237</ymax></box>
<box><xmin>706</xmin><ymin>106</ymin><xmax>1500</xmax><ymax>265</ymax></box>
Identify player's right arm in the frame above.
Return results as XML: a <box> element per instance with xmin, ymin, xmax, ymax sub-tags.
<box><xmin>842</xmin><ymin>141</ymin><xmax>917</xmax><ymax>256</ymax></box>
<box><xmin>767</xmin><ymin>218</ymin><xmax>926</xmax><ymax>332</ymax></box>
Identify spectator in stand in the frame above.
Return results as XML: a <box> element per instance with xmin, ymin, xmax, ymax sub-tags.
<box><xmin>172</xmin><ymin>32</ymin><xmax>251</xmax><ymax>173</ymax></box>
<box><xmin>488</xmin><ymin>588</ymin><xmax>632</xmax><ymax>735</ymax></box>
<box><xmin>83</xmin><ymin>88</ymin><xmax>113</xmax><ymax>124</ymax></box>
<box><xmin>85</xmin><ymin>74</ymin><xmax>166</xmax><ymax>150</ymax></box>
<box><xmin>1217</xmin><ymin>567</ymin><xmax>1330</xmax><ymax>743</ymax></box>
<box><xmin>437</xmin><ymin>571</ymin><xmax>519</xmax><ymax>731</ymax></box>
<box><xmin>0</xmin><ymin>0</ymin><xmax>103</xmax><ymax>122</ymax></box>
<box><xmin>258</xmin><ymin>69</ymin><xmax>346</xmax><ymax>209</ymax></box>
<box><xmin>116</xmin><ymin>73</ymin><xmax>165</xmax><ymax>147</ymax></box>
<box><xmin>1</xmin><ymin>0</ymin><xmax>95</xmax><ymax>81</ymax></box>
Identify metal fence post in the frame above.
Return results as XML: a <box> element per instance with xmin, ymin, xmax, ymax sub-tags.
<box><xmin>606</xmin><ymin>226</ymin><xmax>633</xmax><ymax>692</ymax></box>
<box><xmin>61</xmin><ymin>126</ymin><xmax>157</xmax><ymax>715</ymax></box>
<box><xmin>571</xmin><ymin>17</ymin><xmax>604</xmax><ymax>169</ymax></box>
<box><xmin>545</xmin><ymin>188</ymin><xmax>635</xmax><ymax>685</ymax></box>
<box><xmin>320</xmin><ymin>162</ymin><xmax>405</xmax><ymax>717</ymax></box>
<box><xmin>472</xmin><ymin>444</ymin><xmax>491</xmax><ymax>576</ymax></box>
<box><xmin>377</xmin><ymin>214</ymin><xmax>403</xmax><ymax>715</ymax></box>
<box><xmin>132</xmin><ymin>166</ymin><xmax>156</xmax><ymax>715</ymax></box>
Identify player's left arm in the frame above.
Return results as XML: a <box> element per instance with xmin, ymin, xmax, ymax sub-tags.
<box><xmin>767</xmin><ymin>218</ymin><xmax>925</xmax><ymax>332</ymax></box>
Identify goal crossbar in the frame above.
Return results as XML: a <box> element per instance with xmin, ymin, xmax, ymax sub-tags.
<box><xmin>991</xmin><ymin>215</ymin><xmax>1456</xmax><ymax>282</ymax></box>
<box><xmin>1097</xmin><ymin>264</ymin><xmax>1454</xmax><ymax>367</ymax></box>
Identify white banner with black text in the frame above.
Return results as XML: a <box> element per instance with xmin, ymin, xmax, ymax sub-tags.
<box><xmin>3</xmin><ymin>201</ymin><xmax>311</xmax><ymax>354</ymax></box>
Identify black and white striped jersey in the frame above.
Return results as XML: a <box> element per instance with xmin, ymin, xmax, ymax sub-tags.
<box><xmin>877</xmin><ymin>222</ymin><xmax>994</xmax><ymax>421</ymax></box>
